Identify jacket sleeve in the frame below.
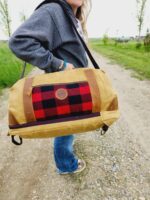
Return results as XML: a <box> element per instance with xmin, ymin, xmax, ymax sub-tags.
<box><xmin>8</xmin><ymin>6</ymin><xmax>63</xmax><ymax>72</ymax></box>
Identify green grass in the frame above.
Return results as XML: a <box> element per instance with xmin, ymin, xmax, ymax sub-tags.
<box><xmin>89</xmin><ymin>39</ymin><xmax>150</xmax><ymax>80</ymax></box>
<box><xmin>0</xmin><ymin>41</ymin><xmax>32</xmax><ymax>90</ymax></box>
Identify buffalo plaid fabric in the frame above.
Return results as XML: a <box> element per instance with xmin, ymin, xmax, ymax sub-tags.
<box><xmin>32</xmin><ymin>81</ymin><xmax>93</xmax><ymax>121</ymax></box>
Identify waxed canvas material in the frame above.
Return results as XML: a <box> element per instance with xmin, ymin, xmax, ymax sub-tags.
<box><xmin>8</xmin><ymin>68</ymin><xmax>120</xmax><ymax>138</ymax></box>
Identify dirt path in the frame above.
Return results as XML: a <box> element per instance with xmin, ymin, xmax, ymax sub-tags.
<box><xmin>0</xmin><ymin>52</ymin><xmax>150</xmax><ymax>200</ymax></box>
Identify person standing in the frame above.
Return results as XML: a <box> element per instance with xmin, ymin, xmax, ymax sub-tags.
<box><xmin>8</xmin><ymin>0</ymin><xmax>92</xmax><ymax>174</ymax></box>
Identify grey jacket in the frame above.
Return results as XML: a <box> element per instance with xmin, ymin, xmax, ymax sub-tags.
<box><xmin>8</xmin><ymin>2</ymin><xmax>89</xmax><ymax>73</ymax></box>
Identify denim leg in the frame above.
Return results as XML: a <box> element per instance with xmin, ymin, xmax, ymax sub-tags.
<box><xmin>53</xmin><ymin>135</ymin><xmax>78</xmax><ymax>172</ymax></box>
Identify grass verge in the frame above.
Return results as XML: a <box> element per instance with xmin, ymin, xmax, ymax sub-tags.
<box><xmin>0</xmin><ymin>41</ymin><xmax>32</xmax><ymax>91</ymax></box>
<box><xmin>89</xmin><ymin>39</ymin><xmax>150</xmax><ymax>80</ymax></box>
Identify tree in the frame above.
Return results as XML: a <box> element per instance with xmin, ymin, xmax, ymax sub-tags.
<box><xmin>18</xmin><ymin>10</ymin><xmax>28</xmax><ymax>78</ymax></box>
<box><xmin>102</xmin><ymin>34</ymin><xmax>109</xmax><ymax>45</ymax></box>
<box><xmin>144</xmin><ymin>29</ymin><xmax>150</xmax><ymax>51</ymax></box>
<box><xmin>0</xmin><ymin>0</ymin><xmax>11</xmax><ymax>37</ymax></box>
<box><xmin>136</xmin><ymin>0</ymin><xmax>148</xmax><ymax>37</ymax></box>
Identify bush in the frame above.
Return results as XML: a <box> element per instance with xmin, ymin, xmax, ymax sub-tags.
<box><xmin>144</xmin><ymin>31</ymin><xmax>150</xmax><ymax>52</ymax></box>
<box><xmin>102</xmin><ymin>34</ymin><xmax>109</xmax><ymax>45</ymax></box>
<box><xmin>135</xmin><ymin>42</ymin><xmax>142</xmax><ymax>49</ymax></box>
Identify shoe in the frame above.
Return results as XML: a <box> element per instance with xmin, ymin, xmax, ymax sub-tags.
<box><xmin>72</xmin><ymin>159</ymin><xmax>86</xmax><ymax>174</ymax></box>
<box><xmin>56</xmin><ymin>159</ymin><xmax>86</xmax><ymax>175</ymax></box>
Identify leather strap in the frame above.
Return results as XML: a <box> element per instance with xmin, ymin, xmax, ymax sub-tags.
<box><xmin>23</xmin><ymin>77</ymin><xmax>36</xmax><ymax>122</ymax></box>
<box><xmin>35</xmin><ymin>0</ymin><xmax>100</xmax><ymax>69</ymax></box>
<box><xmin>84</xmin><ymin>69</ymin><xmax>101</xmax><ymax>112</ymax></box>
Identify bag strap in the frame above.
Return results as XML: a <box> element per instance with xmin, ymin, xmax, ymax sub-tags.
<box><xmin>36</xmin><ymin>0</ymin><xmax>100</xmax><ymax>68</ymax></box>
<box><xmin>35</xmin><ymin>0</ymin><xmax>100</xmax><ymax>69</ymax></box>
<box><xmin>20</xmin><ymin>0</ymin><xmax>100</xmax><ymax>78</ymax></box>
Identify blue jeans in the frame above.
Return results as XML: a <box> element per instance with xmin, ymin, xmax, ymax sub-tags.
<box><xmin>53</xmin><ymin>135</ymin><xmax>78</xmax><ymax>173</ymax></box>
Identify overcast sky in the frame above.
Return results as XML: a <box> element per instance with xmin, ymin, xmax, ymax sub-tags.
<box><xmin>0</xmin><ymin>0</ymin><xmax>150</xmax><ymax>39</ymax></box>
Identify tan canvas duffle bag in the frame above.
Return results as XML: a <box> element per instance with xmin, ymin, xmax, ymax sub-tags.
<box><xmin>8</xmin><ymin>68</ymin><xmax>120</xmax><ymax>145</ymax></box>
<box><xmin>7</xmin><ymin>0</ymin><xmax>120</xmax><ymax>145</ymax></box>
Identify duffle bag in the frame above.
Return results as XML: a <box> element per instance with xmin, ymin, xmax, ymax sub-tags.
<box><xmin>7</xmin><ymin>0</ymin><xmax>120</xmax><ymax>145</ymax></box>
<box><xmin>8</xmin><ymin>68</ymin><xmax>120</xmax><ymax>145</ymax></box>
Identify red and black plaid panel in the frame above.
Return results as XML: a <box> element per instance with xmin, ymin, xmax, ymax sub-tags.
<box><xmin>32</xmin><ymin>81</ymin><xmax>93</xmax><ymax>121</ymax></box>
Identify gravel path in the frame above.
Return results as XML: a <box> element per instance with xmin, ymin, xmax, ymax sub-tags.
<box><xmin>0</xmin><ymin>51</ymin><xmax>150</xmax><ymax>200</ymax></box>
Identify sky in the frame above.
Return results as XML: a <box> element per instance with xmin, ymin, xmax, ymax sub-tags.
<box><xmin>0</xmin><ymin>0</ymin><xmax>150</xmax><ymax>39</ymax></box>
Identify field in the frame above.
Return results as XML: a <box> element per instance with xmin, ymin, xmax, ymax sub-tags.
<box><xmin>0</xmin><ymin>39</ymin><xmax>150</xmax><ymax>92</ymax></box>
<box><xmin>0</xmin><ymin>41</ymin><xmax>32</xmax><ymax>91</ymax></box>
<box><xmin>89</xmin><ymin>39</ymin><xmax>150</xmax><ymax>80</ymax></box>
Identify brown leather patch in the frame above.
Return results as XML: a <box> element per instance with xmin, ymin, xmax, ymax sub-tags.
<box><xmin>23</xmin><ymin>77</ymin><xmax>36</xmax><ymax>123</ymax></box>
<box><xmin>55</xmin><ymin>88</ymin><xmax>68</xmax><ymax>100</ymax></box>
<box><xmin>84</xmin><ymin>69</ymin><xmax>101</xmax><ymax>112</ymax></box>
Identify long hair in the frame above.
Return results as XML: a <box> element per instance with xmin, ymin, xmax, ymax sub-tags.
<box><xmin>76</xmin><ymin>0</ymin><xmax>92</xmax><ymax>43</ymax></box>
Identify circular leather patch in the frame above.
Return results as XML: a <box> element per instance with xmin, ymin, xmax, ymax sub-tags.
<box><xmin>55</xmin><ymin>88</ymin><xmax>68</xmax><ymax>100</ymax></box>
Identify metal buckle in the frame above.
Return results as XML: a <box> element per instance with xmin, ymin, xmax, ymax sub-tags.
<box><xmin>96</xmin><ymin>124</ymin><xmax>109</xmax><ymax>135</ymax></box>
<box><xmin>100</xmin><ymin>129</ymin><xmax>107</xmax><ymax>135</ymax></box>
